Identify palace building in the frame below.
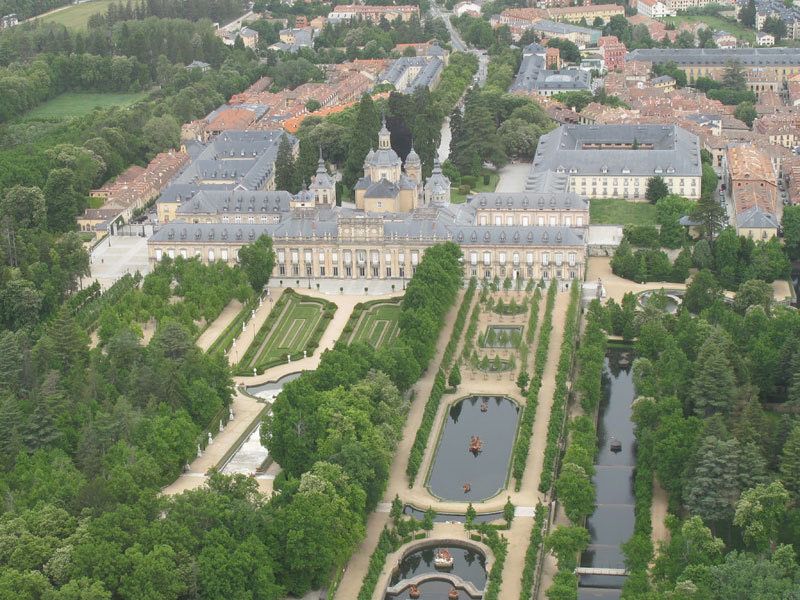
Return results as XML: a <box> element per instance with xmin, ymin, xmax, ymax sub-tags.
<box><xmin>147</xmin><ymin>126</ymin><xmax>591</xmax><ymax>283</ymax></box>
<box><xmin>529</xmin><ymin>124</ymin><xmax>703</xmax><ymax>199</ymax></box>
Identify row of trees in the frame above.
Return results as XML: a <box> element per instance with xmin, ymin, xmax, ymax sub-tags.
<box><xmin>0</xmin><ymin>17</ymin><xmax>230</xmax><ymax>69</ymax></box>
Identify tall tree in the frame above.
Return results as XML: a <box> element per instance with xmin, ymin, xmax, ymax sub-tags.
<box><xmin>238</xmin><ymin>234</ymin><xmax>276</xmax><ymax>292</ymax></box>
<box><xmin>343</xmin><ymin>94</ymin><xmax>380</xmax><ymax>190</ymax></box>
<box><xmin>646</xmin><ymin>176</ymin><xmax>669</xmax><ymax>204</ymax></box>
<box><xmin>780</xmin><ymin>424</ymin><xmax>800</xmax><ymax>499</ymax></box>
<box><xmin>274</xmin><ymin>135</ymin><xmax>298</xmax><ymax>193</ymax></box>
<box><xmin>690</xmin><ymin>330</ymin><xmax>736</xmax><ymax>416</ymax></box>
<box><xmin>734</xmin><ymin>481</ymin><xmax>789</xmax><ymax>551</ymax></box>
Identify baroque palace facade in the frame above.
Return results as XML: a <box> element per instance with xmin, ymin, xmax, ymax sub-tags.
<box><xmin>148</xmin><ymin>126</ymin><xmax>590</xmax><ymax>283</ymax></box>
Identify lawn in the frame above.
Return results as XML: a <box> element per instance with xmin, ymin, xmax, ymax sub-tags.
<box><xmin>240</xmin><ymin>291</ymin><xmax>335</xmax><ymax>373</ymax></box>
<box><xmin>348</xmin><ymin>300</ymin><xmax>402</xmax><ymax>349</ymax></box>
<box><xmin>23</xmin><ymin>92</ymin><xmax>149</xmax><ymax>120</ymax></box>
<box><xmin>451</xmin><ymin>169</ymin><xmax>500</xmax><ymax>204</ymax></box>
<box><xmin>663</xmin><ymin>15</ymin><xmax>756</xmax><ymax>44</ymax></box>
<box><xmin>590</xmin><ymin>198</ymin><xmax>658</xmax><ymax>226</ymax></box>
<box><xmin>38</xmin><ymin>0</ymin><xmax>118</xmax><ymax>29</ymax></box>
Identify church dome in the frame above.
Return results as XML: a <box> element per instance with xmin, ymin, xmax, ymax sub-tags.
<box><xmin>405</xmin><ymin>147</ymin><xmax>421</xmax><ymax>166</ymax></box>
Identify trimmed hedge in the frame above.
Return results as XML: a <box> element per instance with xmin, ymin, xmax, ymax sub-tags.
<box><xmin>341</xmin><ymin>297</ymin><xmax>402</xmax><ymax>341</ymax></box>
<box><xmin>538</xmin><ymin>282</ymin><xmax>581</xmax><ymax>494</ymax></box>
<box><xmin>207</xmin><ymin>297</ymin><xmax>257</xmax><ymax>356</ymax></box>
<box><xmin>71</xmin><ymin>274</ymin><xmax>140</xmax><ymax>330</ymax></box>
<box><xmin>479</xmin><ymin>528</ymin><xmax>509</xmax><ymax>600</ymax></box>
<box><xmin>519</xmin><ymin>503</ymin><xmax>548</xmax><ymax>600</ymax></box>
<box><xmin>356</xmin><ymin>527</ymin><xmax>402</xmax><ymax>600</ymax></box>
<box><xmin>406</xmin><ymin>277</ymin><xmax>477</xmax><ymax>482</ymax></box>
<box><xmin>511</xmin><ymin>285</ymin><xmax>550</xmax><ymax>489</ymax></box>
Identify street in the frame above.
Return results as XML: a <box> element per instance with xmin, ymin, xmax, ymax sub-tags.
<box><xmin>430</xmin><ymin>1</ymin><xmax>489</xmax><ymax>86</ymax></box>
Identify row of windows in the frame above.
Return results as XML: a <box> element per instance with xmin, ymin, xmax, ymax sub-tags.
<box><xmin>477</xmin><ymin>214</ymin><xmax>585</xmax><ymax>227</ymax></box>
<box><xmin>468</xmin><ymin>250</ymin><xmax>578</xmax><ymax>267</ymax></box>
<box><xmin>275</xmin><ymin>249</ymin><xmax>421</xmax><ymax>266</ymax></box>
<box><xmin>469</xmin><ymin>267</ymin><xmax>579</xmax><ymax>280</ymax></box>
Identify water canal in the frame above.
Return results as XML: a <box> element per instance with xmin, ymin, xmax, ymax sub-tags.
<box><xmin>578</xmin><ymin>350</ymin><xmax>637</xmax><ymax>599</ymax></box>
<box><xmin>220</xmin><ymin>372</ymin><xmax>303</xmax><ymax>475</ymax></box>
<box><xmin>426</xmin><ymin>395</ymin><xmax>520</xmax><ymax>501</ymax></box>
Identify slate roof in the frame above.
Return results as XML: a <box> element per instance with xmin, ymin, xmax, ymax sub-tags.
<box><xmin>468</xmin><ymin>191</ymin><xmax>589</xmax><ymax>211</ymax></box>
<box><xmin>736</xmin><ymin>205</ymin><xmax>780</xmax><ymax>228</ymax></box>
<box><xmin>175</xmin><ymin>190</ymin><xmax>292</xmax><ymax>215</ymax></box>
<box><xmin>510</xmin><ymin>54</ymin><xmax>592</xmax><ymax>93</ymax></box>
<box><xmin>627</xmin><ymin>47</ymin><xmax>800</xmax><ymax>67</ymax></box>
<box><xmin>364</xmin><ymin>178</ymin><xmax>400</xmax><ymax>199</ymax></box>
<box><xmin>530</xmin><ymin>124</ymin><xmax>702</xmax><ymax>178</ymax></box>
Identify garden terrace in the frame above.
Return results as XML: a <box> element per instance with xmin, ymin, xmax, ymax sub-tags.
<box><xmin>237</xmin><ymin>289</ymin><xmax>336</xmax><ymax>374</ymax></box>
<box><xmin>345</xmin><ymin>298</ymin><xmax>403</xmax><ymax>349</ymax></box>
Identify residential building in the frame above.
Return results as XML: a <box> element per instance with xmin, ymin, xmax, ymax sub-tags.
<box><xmin>727</xmin><ymin>145</ymin><xmax>780</xmax><ymax>237</ymax></box>
<box><xmin>79</xmin><ymin>150</ymin><xmax>189</xmax><ymax>238</ymax></box>
<box><xmin>598</xmin><ymin>36</ymin><xmax>627</xmax><ymax>72</ymax></box>
<box><xmin>626</xmin><ymin>48</ymin><xmax>800</xmax><ymax>83</ymax></box>
<box><xmin>271</xmin><ymin>27</ymin><xmax>316</xmax><ymax>52</ymax></box>
<box><xmin>377</xmin><ymin>56</ymin><xmax>444</xmax><ymax>93</ymax></box>
<box><xmin>453</xmin><ymin>1</ymin><xmax>482</xmax><ymax>16</ymax></box>
<box><xmin>186</xmin><ymin>60</ymin><xmax>211</xmax><ymax>72</ymax></box>
<box><xmin>510</xmin><ymin>44</ymin><xmax>592</xmax><ymax>96</ymax></box>
<box><xmin>239</xmin><ymin>27</ymin><xmax>259</xmax><ymax>48</ymax></box>
<box><xmin>528</xmin><ymin>19</ymin><xmax>601</xmax><ymax>46</ymax></box>
<box><xmin>327</xmin><ymin>4</ymin><xmax>420</xmax><ymax>24</ymax></box>
<box><xmin>713</xmin><ymin>30</ymin><xmax>738</xmax><ymax>49</ymax></box>
<box><xmin>636</xmin><ymin>0</ymin><xmax>674</xmax><ymax>19</ymax></box>
<box><xmin>757</xmin><ymin>32</ymin><xmax>776</xmax><ymax>46</ymax></box>
<box><xmin>650</xmin><ymin>75</ymin><xmax>677</xmax><ymax>91</ymax></box>
<box><xmin>528</xmin><ymin>124</ymin><xmax>703</xmax><ymax>199</ymax></box>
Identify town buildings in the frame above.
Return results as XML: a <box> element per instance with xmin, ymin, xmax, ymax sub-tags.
<box><xmin>635</xmin><ymin>0</ymin><xmax>674</xmax><ymax>19</ymax></box>
<box><xmin>327</xmin><ymin>4</ymin><xmax>420</xmax><ymax>24</ymax></box>
<box><xmin>626</xmin><ymin>48</ymin><xmax>800</xmax><ymax>84</ymax></box>
<box><xmin>510</xmin><ymin>44</ymin><xmax>592</xmax><ymax>97</ymax></box>
<box><xmin>377</xmin><ymin>56</ymin><xmax>445</xmax><ymax>93</ymax></box>
<box><xmin>529</xmin><ymin>124</ymin><xmax>703</xmax><ymax>200</ymax></box>
<box><xmin>491</xmin><ymin>4</ymin><xmax>624</xmax><ymax>38</ymax></box>
<box><xmin>79</xmin><ymin>151</ymin><xmax>190</xmax><ymax>238</ymax></box>
<box><xmin>598</xmin><ymin>36</ymin><xmax>627</xmax><ymax>72</ymax></box>
<box><xmin>727</xmin><ymin>145</ymin><xmax>781</xmax><ymax>237</ymax></box>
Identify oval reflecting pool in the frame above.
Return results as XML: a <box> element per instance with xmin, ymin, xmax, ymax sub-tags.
<box><xmin>245</xmin><ymin>372</ymin><xmax>302</xmax><ymax>401</ymax></box>
<box><xmin>427</xmin><ymin>395</ymin><xmax>520</xmax><ymax>501</ymax></box>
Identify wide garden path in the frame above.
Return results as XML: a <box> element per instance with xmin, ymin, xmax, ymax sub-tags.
<box><xmin>335</xmin><ymin>287</ymin><xmax>573</xmax><ymax>600</ymax></box>
<box><xmin>164</xmin><ymin>285</ymin><xmax>402</xmax><ymax>497</ymax></box>
<box><xmin>195</xmin><ymin>299</ymin><xmax>244</xmax><ymax>352</ymax></box>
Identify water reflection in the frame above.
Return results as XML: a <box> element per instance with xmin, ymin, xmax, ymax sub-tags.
<box><xmin>427</xmin><ymin>396</ymin><xmax>520</xmax><ymax>501</ymax></box>
<box><xmin>389</xmin><ymin>545</ymin><xmax>487</xmax><ymax>589</ymax></box>
<box><xmin>579</xmin><ymin>350</ymin><xmax>636</xmax><ymax>591</ymax></box>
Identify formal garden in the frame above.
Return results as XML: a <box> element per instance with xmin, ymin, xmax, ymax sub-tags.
<box><xmin>343</xmin><ymin>298</ymin><xmax>402</xmax><ymax>349</ymax></box>
<box><xmin>237</xmin><ymin>289</ymin><xmax>336</xmax><ymax>374</ymax></box>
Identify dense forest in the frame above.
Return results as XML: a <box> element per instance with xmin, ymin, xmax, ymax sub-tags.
<box><xmin>582</xmin><ymin>283</ymin><xmax>800</xmax><ymax>597</ymax></box>
<box><xmin>0</xmin><ymin>240</ymin><xmax>463</xmax><ymax>599</ymax></box>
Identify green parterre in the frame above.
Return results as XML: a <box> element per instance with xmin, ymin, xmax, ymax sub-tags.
<box><xmin>237</xmin><ymin>290</ymin><xmax>335</xmax><ymax>374</ymax></box>
<box><xmin>344</xmin><ymin>299</ymin><xmax>402</xmax><ymax>349</ymax></box>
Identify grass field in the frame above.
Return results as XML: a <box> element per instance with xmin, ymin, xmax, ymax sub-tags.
<box><xmin>242</xmin><ymin>292</ymin><xmax>332</xmax><ymax>371</ymax></box>
<box><xmin>590</xmin><ymin>198</ymin><xmax>658</xmax><ymax>226</ymax></box>
<box><xmin>38</xmin><ymin>0</ymin><xmax>118</xmax><ymax>29</ymax></box>
<box><xmin>349</xmin><ymin>301</ymin><xmax>402</xmax><ymax>349</ymax></box>
<box><xmin>663</xmin><ymin>15</ymin><xmax>756</xmax><ymax>44</ymax></box>
<box><xmin>451</xmin><ymin>169</ymin><xmax>500</xmax><ymax>204</ymax></box>
<box><xmin>23</xmin><ymin>92</ymin><xmax>149</xmax><ymax>120</ymax></box>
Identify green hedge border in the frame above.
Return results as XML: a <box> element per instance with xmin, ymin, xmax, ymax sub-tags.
<box><xmin>538</xmin><ymin>282</ymin><xmax>582</xmax><ymax>494</ymax></box>
<box><xmin>511</xmin><ymin>286</ymin><xmax>550</xmax><ymax>489</ymax></box>
<box><xmin>406</xmin><ymin>278</ymin><xmax>477</xmax><ymax>483</ymax></box>
<box><xmin>518</xmin><ymin>503</ymin><xmax>548</xmax><ymax>600</ymax></box>
<box><xmin>341</xmin><ymin>297</ymin><xmax>403</xmax><ymax>345</ymax></box>
<box><xmin>207</xmin><ymin>297</ymin><xmax>258</xmax><ymax>356</ymax></box>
